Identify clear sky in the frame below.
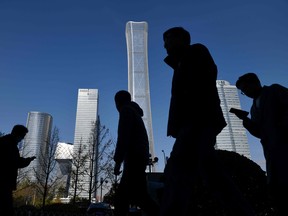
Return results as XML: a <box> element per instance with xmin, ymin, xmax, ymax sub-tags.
<box><xmin>1</xmin><ymin>0</ymin><xmax>287</xmax><ymax>172</ymax></box>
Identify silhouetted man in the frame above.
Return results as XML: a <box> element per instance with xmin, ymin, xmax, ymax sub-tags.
<box><xmin>113</xmin><ymin>90</ymin><xmax>159</xmax><ymax>216</ymax></box>
<box><xmin>234</xmin><ymin>72</ymin><xmax>288</xmax><ymax>216</ymax></box>
<box><xmin>0</xmin><ymin>125</ymin><xmax>36</xmax><ymax>216</ymax></box>
<box><xmin>160</xmin><ymin>27</ymin><xmax>255</xmax><ymax>216</ymax></box>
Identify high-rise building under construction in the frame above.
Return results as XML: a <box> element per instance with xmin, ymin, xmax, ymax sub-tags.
<box><xmin>125</xmin><ymin>21</ymin><xmax>155</xmax><ymax>169</ymax></box>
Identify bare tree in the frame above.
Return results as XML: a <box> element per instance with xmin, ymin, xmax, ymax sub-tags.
<box><xmin>69</xmin><ymin>137</ymin><xmax>89</xmax><ymax>204</ymax></box>
<box><xmin>33</xmin><ymin>126</ymin><xmax>63</xmax><ymax>208</ymax></box>
<box><xmin>86</xmin><ymin>120</ymin><xmax>98</xmax><ymax>202</ymax></box>
<box><xmin>84</xmin><ymin>117</ymin><xmax>115</xmax><ymax>202</ymax></box>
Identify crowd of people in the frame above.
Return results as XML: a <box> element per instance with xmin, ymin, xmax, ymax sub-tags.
<box><xmin>113</xmin><ymin>26</ymin><xmax>288</xmax><ymax>216</ymax></box>
<box><xmin>1</xmin><ymin>26</ymin><xmax>287</xmax><ymax>216</ymax></box>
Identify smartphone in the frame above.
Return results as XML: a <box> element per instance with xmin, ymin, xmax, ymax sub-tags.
<box><xmin>229</xmin><ymin>108</ymin><xmax>249</xmax><ymax>117</ymax></box>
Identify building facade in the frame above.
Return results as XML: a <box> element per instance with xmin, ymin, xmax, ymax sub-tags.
<box><xmin>125</xmin><ymin>21</ymin><xmax>155</xmax><ymax>168</ymax></box>
<box><xmin>55</xmin><ymin>142</ymin><xmax>73</xmax><ymax>198</ymax></box>
<box><xmin>70</xmin><ymin>88</ymin><xmax>99</xmax><ymax>199</ymax></box>
<box><xmin>216</xmin><ymin>80</ymin><xmax>251</xmax><ymax>158</ymax></box>
<box><xmin>20</xmin><ymin>111</ymin><xmax>53</xmax><ymax>182</ymax></box>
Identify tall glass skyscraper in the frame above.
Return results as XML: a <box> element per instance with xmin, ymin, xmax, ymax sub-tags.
<box><xmin>216</xmin><ymin>80</ymin><xmax>251</xmax><ymax>158</ymax></box>
<box><xmin>21</xmin><ymin>111</ymin><xmax>53</xmax><ymax>182</ymax></box>
<box><xmin>71</xmin><ymin>88</ymin><xmax>99</xmax><ymax>198</ymax></box>
<box><xmin>125</xmin><ymin>21</ymin><xmax>155</xmax><ymax>168</ymax></box>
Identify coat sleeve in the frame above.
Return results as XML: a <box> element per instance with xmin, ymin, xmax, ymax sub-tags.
<box><xmin>243</xmin><ymin>117</ymin><xmax>261</xmax><ymax>139</ymax></box>
<box><xmin>17</xmin><ymin>157</ymin><xmax>32</xmax><ymax>168</ymax></box>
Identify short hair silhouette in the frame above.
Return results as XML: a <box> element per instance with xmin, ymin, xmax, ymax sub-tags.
<box><xmin>115</xmin><ymin>90</ymin><xmax>131</xmax><ymax>104</ymax></box>
<box><xmin>236</xmin><ymin>72</ymin><xmax>261</xmax><ymax>88</ymax></box>
<box><xmin>11</xmin><ymin>125</ymin><xmax>28</xmax><ymax>135</ymax></box>
<box><xmin>163</xmin><ymin>27</ymin><xmax>191</xmax><ymax>45</ymax></box>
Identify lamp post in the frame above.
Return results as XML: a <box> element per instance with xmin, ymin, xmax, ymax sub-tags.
<box><xmin>162</xmin><ymin>150</ymin><xmax>167</xmax><ymax>167</ymax></box>
<box><xmin>148</xmin><ymin>154</ymin><xmax>159</xmax><ymax>173</ymax></box>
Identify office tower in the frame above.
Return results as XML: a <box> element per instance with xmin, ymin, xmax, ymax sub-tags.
<box><xmin>216</xmin><ymin>80</ymin><xmax>251</xmax><ymax>158</ymax></box>
<box><xmin>125</xmin><ymin>21</ymin><xmax>155</xmax><ymax>169</ymax></box>
<box><xmin>71</xmin><ymin>88</ymin><xmax>99</xmax><ymax>199</ymax></box>
<box><xmin>20</xmin><ymin>111</ymin><xmax>53</xmax><ymax>182</ymax></box>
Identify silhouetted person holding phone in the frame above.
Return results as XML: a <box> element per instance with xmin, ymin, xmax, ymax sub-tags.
<box><xmin>160</xmin><ymin>27</ymin><xmax>255</xmax><ymax>216</ymax></box>
<box><xmin>113</xmin><ymin>90</ymin><xmax>159</xmax><ymax>216</ymax></box>
<box><xmin>0</xmin><ymin>124</ymin><xmax>36</xmax><ymax>216</ymax></box>
<box><xmin>234</xmin><ymin>72</ymin><xmax>288</xmax><ymax>216</ymax></box>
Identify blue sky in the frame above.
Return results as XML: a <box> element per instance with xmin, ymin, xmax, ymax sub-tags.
<box><xmin>1</xmin><ymin>0</ymin><xmax>287</xmax><ymax>172</ymax></box>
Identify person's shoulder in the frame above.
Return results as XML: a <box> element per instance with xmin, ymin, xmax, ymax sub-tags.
<box><xmin>0</xmin><ymin>134</ymin><xmax>11</xmax><ymax>144</ymax></box>
<box><xmin>130</xmin><ymin>101</ymin><xmax>144</xmax><ymax>116</ymax></box>
<box><xmin>120</xmin><ymin>103</ymin><xmax>137</xmax><ymax>115</ymax></box>
<box><xmin>190</xmin><ymin>43</ymin><xmax>209</xmax><ymax>50</ymax></box>
<box><xmin>191</xmin><ymin>43</ymin><xmax>206</xmax><ymax>47</ymax></box>
<box><xmin>267</xmin><ymin>84</ymin><xmax>288</xmax><ymax>95</ymax></box>
<box><xmin>269</xmin><ymin>83</ymin><xmax>288</xmax><ymax>90</ymax></box>
<box><xmin>0</xmin><ymin>134</ymin><xmax>9</xmax><ymax>139</ymax></box>
<box><xmin>189</xmin><ymin>43</ymin><xmax>211</xmax><ymax>55</ymax></box>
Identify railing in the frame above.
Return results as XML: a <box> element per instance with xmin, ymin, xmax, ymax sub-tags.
<box><xmin>14</xmin><ymin>209</ymin><xmax>87</xmax><ymax>216</ymax></box>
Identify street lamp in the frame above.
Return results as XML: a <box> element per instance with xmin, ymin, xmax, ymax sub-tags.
<box><xmin>148</xmin><ymin>154</ymin><xmax>158</xmax><ymax>173</ymax></box>
<box><xmin>162</xmin><ymin>150</ymin><xmax>167</xmax><ymax>167</ymax></box>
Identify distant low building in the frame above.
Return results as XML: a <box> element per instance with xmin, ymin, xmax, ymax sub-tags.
<box><xmin>55</xmin><ymin>142</ymin><xmax>73</xmax><ymax>197</ymax></box>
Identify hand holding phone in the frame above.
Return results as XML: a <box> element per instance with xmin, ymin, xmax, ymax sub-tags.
<box><xmin>29</xmin><ymin>156</ymin><xmax>36</xmax><ymax>162</ymax></box>
<box><xmin>229</xmin><ymin>108</ymin><xmax>249</xmax><ymax>120</ymax></box>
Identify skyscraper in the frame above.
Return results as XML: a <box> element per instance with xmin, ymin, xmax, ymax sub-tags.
<box><xmin>71</xmin><ymin>88</ymin><xmax>99</xmax><ymax>198</ymax></box>
<box><xmin>21</xmin><ymin>111</ymin><xmax>53</xmax><ymax>182</ymax></box>
<box><xmin>216</xmin><ymin>80</ymin><xmax>251</xmax><ymax>158</ymax></box>
<box><xmin>125</xmin><ymin>21</ymin><xmax>155</xmax><ymax>168</ymax></box>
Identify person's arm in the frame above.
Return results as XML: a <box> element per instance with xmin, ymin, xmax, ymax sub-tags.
<box><xmin>17</xmin><ymin>156</ymin><xmax>36</xmax><ymax>168</ymax></box>
<box><xmin>242</xmin><ymin>117</ymin><xmax>261</xmax><ymax>139</ymax></box>
<box><xmin>230</xmin><ymin>108</ymin><xmax>261</xmax><ymax>138</ymax></box>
